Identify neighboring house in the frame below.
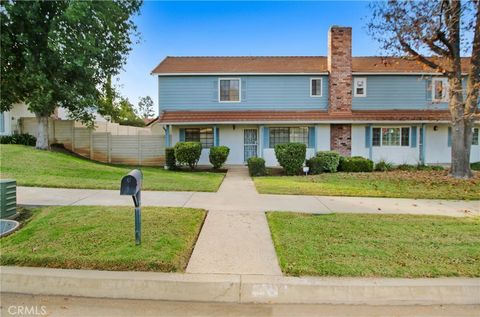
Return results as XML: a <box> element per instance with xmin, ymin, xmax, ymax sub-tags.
<box><xmin>168</xmin><ymin>27</ymin><xmax>473</xmax><ymax>165</ymax></box>
<box><xmin>0</xmin><ymin>103</ymin><xmax>106</xmax><ymax>136</ymax></box>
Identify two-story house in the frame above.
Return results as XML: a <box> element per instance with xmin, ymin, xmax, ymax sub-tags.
<box><xmin>151</xmin><ymin>26</ymin><xmax>480</xmax><ymax>167</ymax></box>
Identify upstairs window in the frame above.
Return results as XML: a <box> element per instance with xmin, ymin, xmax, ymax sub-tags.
<box><xmin>269</xmin><ymin>127</ymin><xmax>308</xmax><ymax>148</ymax></box>
<box><xmin>432</xmin><ymin>78</ymin><xmax>449</xmax><ymax>102</ymax></box>
<box><xmin>185</xmin><ymin>128</ymin><xmax>214</xmax><ymax>148</ymax></box>
<box><xmin>354</xmin><ymin>78</ymin><xmax>367</xmax><ymax>97</ymax></box>
<box><xmin>310</xmin><ymin>78</ymin><xmax>322</xmax><ymax>97</ymax></box>
<box><xmin>371</xmin><ymin>127</ymin><xmax>410</xmax><ymax>147</ymax></box>
<box><xmin>219</xmin><ymin>78</ymin><xmax>240</xmax><ymax>102</ymax></box>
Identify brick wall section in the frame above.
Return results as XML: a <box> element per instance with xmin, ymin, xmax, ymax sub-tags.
<box><xmin>330</xmin><ymin>124</ymin><xmax>351</xmax><ymax>156</ymax></box>
<box><xmin>328</xmin><ymin>26</ymin><xmax>352</xmax><ymax>114</ymax></box>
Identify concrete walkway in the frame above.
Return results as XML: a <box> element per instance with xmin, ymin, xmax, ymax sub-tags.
<box><xmin>18</xmin><ymin>167</ymin><xmax>479</xmax><ymax>217</ymax></box>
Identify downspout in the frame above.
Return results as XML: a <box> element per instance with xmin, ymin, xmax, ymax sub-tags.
<box><xmin>368</xmin><ymin>124</ymin><xmax>373</xmax><ymax>161</ymax></box>
<box><xmin>421</xmin><ymin>123</ymin><xmax>426</xmax><ymax>164</ymax></box>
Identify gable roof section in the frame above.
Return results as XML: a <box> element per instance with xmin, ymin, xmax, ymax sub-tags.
<box><xmin>151</xmin><ymin>56</ymin><xmax>471</xmax><ymax>75</ymax></box>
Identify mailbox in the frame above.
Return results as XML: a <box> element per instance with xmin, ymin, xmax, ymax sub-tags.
<box><xmin>120</xmin><ymin>169</ymin><xmax>143</xmax><ymax>245</ymax></box>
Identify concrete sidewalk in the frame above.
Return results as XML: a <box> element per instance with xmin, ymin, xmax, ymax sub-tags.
<box><xmin>17</xmin><ymin>168</ymin><xmax>479</xmax><ymax>217</ymax></box>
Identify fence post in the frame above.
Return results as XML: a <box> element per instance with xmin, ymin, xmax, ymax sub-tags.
<box><xmin>107</xmin><ymin>133</ymin><xmax>112</xmax><ymax>163</ymax></box>
<box><xmin>71</xmin><ymin>122</ymin><xmax>75</xmax><ymax>152</ymax></box>
<box><xmin>138</xmin><ymin>133</ymin><xmax>141</xmax><ymax>166</ymax></box>
<box><xmin>89</xmin><ymin>129</ymin><xmax>93</xmax><ymax>160</ymax></box>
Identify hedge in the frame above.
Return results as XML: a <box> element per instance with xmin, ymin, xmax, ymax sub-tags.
<box><xmin>209</xmin><ymin>146</ymin><xmax>230</xmax><ymax>169</ymax></box>
<box><xmin>338</xmin><ymin>156</ymin><xmax>374</xmax><ymax>172</ymax></box>
<box><xmin>247</xmin><ymin>157</ymin><xmax>266</xmax><ymax>176</ymax></box>
<box><xmin>165</xmin><ymin>147</ymin><xmax>176</xmax><ymax>170</ymax></box>
<box><xmin>274</xmin><ymin>143</ymin><xmax>307</xmax><ymax>175</ymax></box>
<box><xmin>174</xmin><ymin>142</ymin><xmax>202</xmax><ymax>170</ymax></box>
<box><xmin>0</xmin><ymin>133</ymin><xmax>36</xmax><ymax>146</ymax></box>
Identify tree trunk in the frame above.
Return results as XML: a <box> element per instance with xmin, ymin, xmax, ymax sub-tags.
<box><xmin>36</xmin><ymin>115</ymin><xmax>50</xmax><ymax>150</ymax></box>
<box><xmin>449</xmin><ymin>77</ymin><xmax>473</xmax><ymax>178</ymax></box>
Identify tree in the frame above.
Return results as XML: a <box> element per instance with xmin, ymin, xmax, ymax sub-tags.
<box><xmin>137</xmin><ymin>96</ymin><xmax>155</xmax><ymax>119</ymax></box>
<box><xmin>367</xmin><ymin>0</ymin><xmax>479</xmax><ymax>178</ymax></box>
<box><xmin>117</xmin><ymin>97</ymin><xmax>145</xmax><ymax>127</ymax></box>
<box><xmin>1</xmin><ymin>0</ymin><xmax>142</xmax><ymax>149</ymax></box>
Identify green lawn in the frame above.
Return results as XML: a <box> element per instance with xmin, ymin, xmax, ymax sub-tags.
<box><xmin>0</xmin><ymin>145</ymin><xmax>224</xmax><ymax>191</ymax></box>
<box><xmin>267</xmin><ymin>212</ymin><xmax>480</xmax><ymax>277</ymax></box>
<box><xmin>254</xmin><ymin>170</ymin><xmax>480</xmax><ymax>200</ymax></box>
<box><xmin>0</xmin><ymin>206</ymin><xmax>206</xmax><ymax>272</ymax></box>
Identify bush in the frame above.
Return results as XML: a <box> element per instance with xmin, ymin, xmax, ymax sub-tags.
<box><xmin>375</xmin><ymin>160</ymin><xmax>394</xmax><ymax>172</ymax></box>
<box><xmin>471</xmin><ymin>162</ymin><xmax>480</xmax><ymax>171</ymax></box>
<box><xmin>306</xmin><ymin>157</ymin><xmax>323</xmax><ymax>175</ymax></box>
<box><xmin>274</xmin><ymin>143</ymin><xmax>307</xmax><ymax>175</ymax></box>
<box><xmin>165</xmin><ymin>147</ymin><xmax>176</xmax><ymax>170</ymax></box>
<box><xmin>316</xmin><ymin>151</ymin><xmax>341</xmax><ymax>173</ymax></box>
<box><xmin>416</xmin><ymin>164</ymin><xmax>445</xmax><ymax>171</ymax></box>
<box><xmin>338</xmin><ymin>156</ymin><xmax>374</xmax><ymax>172</ymax></box>
<box><xmin>247</xmin><ymin>157</ymin><xmax>266</xmax><ymax>176</ymax></box>
<box><xmin>209</xmin><ymin>146</ymin><xmax>230</xmax><ymax>169</ymax></box>
<box><xmin>174</xmin><ymin>142</ymin><xmax>202</xmax><ymax>170</ymax></box>
<box><xmin>0</xmin><ymin>133</ymin><xmax>36</xmax><ymax>146</ymax></box>
<box><xmin>396</xmin><ymin>163</ymin><xmax>417</xmax><ymax>171</ymax></box>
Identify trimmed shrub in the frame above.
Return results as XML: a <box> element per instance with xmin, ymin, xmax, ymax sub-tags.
<box><xmin>209</xmin><ymin>146</ymin><xmax>230</xmax><ymax>169</ymax></box>
<box><xmin>396</xmin><ymin>163</ymin><xmax>417</xmax><ymax>171</ymax></box>
<box><xmin>165</xmin><ymin>147</ymin><xmax>176</xmax><ymax>170</ymax></box>
<box><xmin>0</xmin><ymin>133</ymin><xmax>36</xmax><ymax>146</ymax></box>
<box><xmin>247</xmin><ymin>157</ymin><xmax>266</xmax><ymax>176</ymax></box>
<box><xmin>274</xmin><ymin>143</ymin><xmax>307</xmax><ymax>176</ymax></box>
<box><xmin>471</xmin><ymin>162</ymin><xmax>480</xmax><ymax>171</ymax></box>
<box><xmin>306</xmin><ymin>157</ymin><xmax>323</xmax><ymax>175</ymax></box>
<box><xmin>338</xmin><ymin>156</ymin><xmax>374</xmax><ymax>172</ymax></box>
<box><xmin>375</xmin><ymin>160</ymin><xmax>394</xmax><ymax>172</ymax></box>
<box><xmin>174</xmin><ymin>142</ymin><xmax>202</xmax><ymax>170</ymax></box>
<box><xmin>315</xmin><ymin>151</ymin><xmax>341</xmax><ymax>173</ymax></box>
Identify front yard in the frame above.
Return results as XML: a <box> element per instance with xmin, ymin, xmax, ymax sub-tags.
<box><xmin>255</xmin><ymin>170</ymin><xmax>480</xmax><ymax>200</ymax></box>
<box><xmin>0</xmin><ymin>206</ymin><xmax>206</xmax><ymax>272</ymax></box>
<box><xmin>267</xmin><ymin>212</ymin><xmax>480</xmax><ymax>277</ymax></box>
<box><xmin>0</xmin><ymin>145</ymin><xmax>225</xmax><ymax>192</ymax></box>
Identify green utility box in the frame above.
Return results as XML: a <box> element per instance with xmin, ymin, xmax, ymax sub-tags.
<box><xmin>0</xmin><ymin>179</ymin><xmax>17</xmax><ymax>218</ymax></box>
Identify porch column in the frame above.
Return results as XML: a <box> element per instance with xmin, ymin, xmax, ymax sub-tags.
<box><xmin>421</xmin><ymin>123</ymin><xmax>427</xmax><ymax>164</ymax></box>
<box><xmin>314</xmin><ymin>125</ymin><xmax>319</xmax><ymax>152</ymax></box>
<box><xmin>259</xmin><ymin>125</ymin><xmax>264</xmax><ymax>158</ymax></box>
<box><xmin>165</xmin><ymin>125</ymin><xmax>171</xmax><ymax>147</ymax></box>
<box><xmin>367</xmin><ymin>124</ymin><xmax>373</xmax><ymax>160</ymax></box>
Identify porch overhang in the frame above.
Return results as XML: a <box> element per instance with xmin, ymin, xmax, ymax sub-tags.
<box><xmin>157</xmin><ymin>110</ymin><xmax>454</xmax><ymax>125</ymax></box>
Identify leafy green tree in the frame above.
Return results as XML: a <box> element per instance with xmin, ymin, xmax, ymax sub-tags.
<box><xmin>138</xmin><ymin>96</ymin><xmax>155</xmax><ymax>119</ymax></box>
<box><xmin>1</xmin><ymin>0</ymin><xmax>142</xmax><ymax>149</ymax></box>
<box><xmin>117</xmin><ymin>98</ymin><xmax>145</xmax><ymax>127</ymax></box>
<box><xmin>367</xmin><ymin>0</ymin><xmax>479</xmax><ymax>178</ymax></box>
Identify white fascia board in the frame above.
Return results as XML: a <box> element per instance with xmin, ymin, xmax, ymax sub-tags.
<box><xmin>160</xmin><ymin>120</ymin><xmax>452</xmax><ymax>125</ymax></box>
<box><xmin>154</xmin><ymin>72</ymin><xmax>329</xmax><ymax>76</ymax></box>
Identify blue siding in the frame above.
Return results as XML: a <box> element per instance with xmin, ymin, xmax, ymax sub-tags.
<box><xmin>352</xmin><ymin>75</ymin><xmax>450</xmax><ymax>110</ymax></box>
<box><xmin>159</xmin><ymin>75</ymin><xmax>328</xmax><ymax>111</ymax></box>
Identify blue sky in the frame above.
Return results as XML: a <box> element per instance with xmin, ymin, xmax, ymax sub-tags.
<box><xmin>117</xmin><ymin>1</ymin><xmax>379</xmax><ymax>116</ymax></box>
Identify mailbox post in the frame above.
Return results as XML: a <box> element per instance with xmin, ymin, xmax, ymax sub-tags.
<box><xmin>120</xmin><ymin>169</ymin><xmax>143</xmax><ymax>245</ymax></box>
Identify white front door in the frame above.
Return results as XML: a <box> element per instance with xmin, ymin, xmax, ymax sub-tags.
<box><xmin>244</xmin><ymin>129</ymin><xmax>258</xmax><ymax>162</ymax></box>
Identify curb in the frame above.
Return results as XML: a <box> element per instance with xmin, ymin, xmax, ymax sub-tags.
<box><xmin>1</xmin><ymin>266</ymin><xmax>479</xmax><ymax>305</ymax></box>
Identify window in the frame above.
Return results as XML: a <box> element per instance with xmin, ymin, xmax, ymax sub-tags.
<box><xmin>372</xmin><ymin>127</ymin><xmax>410</xmax><ymax>147</ymax></box>
<box><xmin>473</xmin><ymin>128</ymin><xmax>479</xmax><ymax>145</ymax></box>
<box><xmin>354</xmin><ymin>77</ymin><xmax>367</xmax><ymax>97</ymax></box>
<box><xmin>432</xmin><ymin>78</ymin><xmax>449</xmax><ymax>102</ymax></box>
<box><xmin>310</xmin><ymin>78</ymin><xmax>322</xmax><ymax>97</ymax></box>
<box><xmin>219</xmin><ymin>78</ymin><xmax>240</xmax><ymax>102</ymax></box>
<box><xmin>185</xmin><ymin>128</ymin><xmax>214</xmax><ymax>148</ymax></box>
<box><xmin>269</xmin><ymin>127</ymin><xmax>308</xmax><ymax>148</ymax></box>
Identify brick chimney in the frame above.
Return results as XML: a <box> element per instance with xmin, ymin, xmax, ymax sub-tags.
<box><xmin>327</xmin><ymin>26</ymin><xmax>352</xmax><ymax>114</ymax></box>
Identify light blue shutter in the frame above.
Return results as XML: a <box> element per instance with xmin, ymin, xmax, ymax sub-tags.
<box><xmin>213</xmin><ymin>80</ymin><xmax>218</xmax><ymax>101</ymax></box>
<box><xmin>308</xmin><ymin>127</ymin><xmax>315</xmax><ymax>148</ymax></box>
<box><xmin>448</xmin><ymin>127</ymin><xmax>452</xmax><ymax>147</ymax></box>
<box><xmin>179</xmin><ymin>128</ymin><xmax>185</xmax><ymax>142</ymax></box>
<box><xmin>0</xmin><ymin>112</ymin><xmax>4</xmax><ymax>133</ymax></box>
<box><xmin>410</xmin><ymin>126</ymin><xmax>417</xmax><ymax>147</ymax></box>
<box><xmin>365</xmin><ymin>126</ymin><xmax>371</xmax><ymax>147</ymax></box>
<box><xmin>214</xmin><ymin>126</ymin><xmax>220</xmax><ymax>146</ymax></box>
<box><xmin>263</xmin><ymin>127</ymin><xmax>270</xmax><ymax>148</ymax></box>
<box><xmin>241</xmin><ymin>79</ymin><xmax>246</xmax><ymax>101</ymax></box>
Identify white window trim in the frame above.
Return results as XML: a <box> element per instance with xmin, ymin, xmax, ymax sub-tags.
<box><xmin>372</xmin><ymin>126</ymin><xmax>410</xmax><ymax>147</ymax></box>
<box><xmin>353</xmin><ymin>77</ymin><xmax>367</xmax><ymax>97</ymax></box>
<box><xmin>310</xmin><ymin>78</ymin><xmax>323</xmax><ymax>97</ymax></box>
<box><xmin>218</xmin><ymin>78</ymin><xmax>241</xmax><ymax>103</ymax></box>
<box><xmin>431</xmin><ymin>77</ymin><xmax>449</xmax><ymax>103</ymax></box>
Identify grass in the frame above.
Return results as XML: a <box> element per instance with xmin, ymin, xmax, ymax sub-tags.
<box><xmin>254</xmin><ymin>170</ymin><xmax>480</xmax><ymax>200</ymax></box>
<box><xmin>267</xmin><ymin>212</ymin><xmax>480</xmax><ymax>277</ymax></box>
<box><xmin>0</xmin><ymin>145</ymin><xmax>224</xmax><ymax>191</ymax></box>
<box><xmin>0</xmin><ymin>206</ymin><xmax>206</xmax><ymax>272</ymax></box>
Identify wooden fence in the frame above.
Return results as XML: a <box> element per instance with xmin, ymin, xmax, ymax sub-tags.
<box><xmin>20</xmin><ymin>118</ymin><xmax>165</xmax><ymax>166</ymax></box>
